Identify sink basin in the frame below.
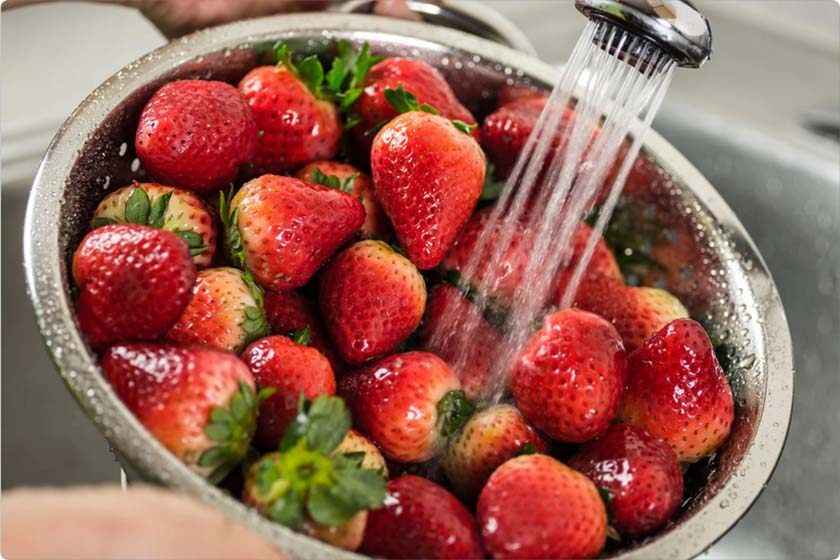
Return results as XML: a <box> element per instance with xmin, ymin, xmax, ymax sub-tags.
<box><xmin>655</xmin><ymin>105</ymin><xmax>840</xmax><ymax>558</ymax></box>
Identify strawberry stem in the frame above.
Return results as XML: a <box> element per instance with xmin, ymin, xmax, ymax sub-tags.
<box><xmin>437</xmin><ymin>389</ymin><xmax>475</xmax><ymax>438</ymax></box>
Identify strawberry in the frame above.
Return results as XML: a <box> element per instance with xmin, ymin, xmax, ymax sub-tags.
<box><xmin>371</xmin><ymin>98</ymin><xmax>486</xmax><ymax>269</ymax></box>
<box><xmin>243</xmin><ymin>396</ymin><xmax>386</xmax><ymax>551</ymax></box>
<box><xmin>338</xmin><ymin>351</ymin><xmax>472</xmax><ymax>463</ymax></box>
<box><xmin>477</xmin><ymin>454</ymin><xmax>607</xmax><ymax>559</ymax></box>
<box><xmin>496</xmin><ymin>86</ymin><xmax>547</xmax><ymax>108</ymax></box>
<box><xmin>238</xmin><ymin>44</ymin><xmax>342</xmax><ymax>173</ymax></box>
<box><xmin>319</xmin><ymin>240</ymin><xmax>426</xmax><ymax>365</ymax></box>
<box><xmin>360</xmin><ymin>475</ymin><xmax>484</xmax><ymax>559</ymax></box>
<box><xmin>551</xmin><ymin>223</ymin><xmax>622</xmax><ymax>305</ymax></box>
<box><xmin>222</xmin><ymin>174</ymin><xmax>364</xmax><ymax>291</ymax></box>
<box><xmin>135</xmin><ymin>79</ymin><xmax>257</xmax><ymax>192</ymax></box>
<box><xmin>417</xmin><ymin>283</ymin><xmax>505</xmax><ymax>400</ymax></box>
<box><xmin>440</xmin><ymin>207</ymin><xmax>532</xmax><ymax>304</ymax></box>
<box><xmin>442</xmin><ymin>404</ymin><xmax>548</xmax><ymax>501</ymax></box>
<box><xmin>480</xmin><ymin>97</ymin><xmax>575</xmax><ymax>180</ymax></box>
<box><xmin>72</xmin><ymin>224</ymin><xmax>195</xmax><ymax>348</ymax></box>
<box><xmin>335</xmin><ymin>429</ymin><xmax>388</xmax><ymax>476</ymax></box>
<box><xmin>510</xmin><ymin>308</ymin><xmax>626</xmax><ymax>443</ymax></box>
<box><xmin>101</xmin><ymin>343</ymin><xmax>264</xmax><ymax>482</ymax></box>
<box><xmin>353</xmin><ymin>57</ymin><xmax>476</xmax><ymax>154</ymax></box>
<box><xmin>263</xmin><ymin>289</ymin><xmax>344</xmax><ymax>373</ymax></box>
<box><xmin>294</xmin><ymin>160</ymin><xmax>391</xmax><ymax>240</ymax></box>
<box><xmin>575</xmin><ymin>277</ymin><xmax>689</xmax><ymax>351</ymax></box>
<box><xmin>569</xmin><ymin>423</ymin><xmax>684</xmax><ymax>537</ymax></box>
<box><xmin>91</xmin><ymin>183</ymin><xmax>217</xmax><ymax>267</ymax></box>
<box><xmin>242</xmin><ymin>334</ymin><xmax>336</xmax><ymax>449</ymax></box>
<box><xmin>166</xmin><ymin>267</ymin><xmax>269</xmax><ymax>354</ymax></box>
<box><xmin>618</xmin><ymin>318</ymin><xmax>734</xmax><ymax>462</ymax></box>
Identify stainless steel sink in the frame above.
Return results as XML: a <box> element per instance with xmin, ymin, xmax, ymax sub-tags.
<box><xmin>654</xmin><ymin>106</ymin><xmax>840</xmax><ymax>559</ymax></box>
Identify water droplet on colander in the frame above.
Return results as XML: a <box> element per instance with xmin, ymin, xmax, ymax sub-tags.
<box><xmin>719</xmin><ymin>499</ymin><xmax>730</xmax><ymax>509</ymax></box>
<box><xmin>86</xmin><ymin>388</ymin><xmax>95</xmax><ymax>397</ymax></box>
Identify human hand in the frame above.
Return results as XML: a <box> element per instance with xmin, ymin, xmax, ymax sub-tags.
<box><xmin>2</xmin><ymin>485</ymin><xmax>285</xmax><ymax>559</ymax></box>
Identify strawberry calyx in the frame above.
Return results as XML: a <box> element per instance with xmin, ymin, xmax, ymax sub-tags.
<box><xmin>480</xmin><ymin>161</ymin><xmax>505</xmax><ymax>202</ymax></box>
<box><xmin>91</xmin><ymin>186</ymin><xmax>206</xmax><ymax>256</ymax></box>
<box><xmin>588</xmin><ymin>202</ymin><xmax>665</xmax><ymax>279</ymax></box>
<box><xmin>274</xmin><ymin>40</ymin><xmax>382</xmax><ymax>115</ymax></box>
<box><xmin>290</xmin><ymin>326</ymin><xmax>311</xmax><ymax>346</ymax></box>
<box><xmin>198</xmin><ymin>380</ymin><xmax>275</xmax><ymax>484</ymax></box>
<box><xmin>241</xmin><ymin>271</ymin><xmax>270</xmax><ymax>345</ymax></box>
<box><xmin>248</xmin><ymin>395</ymin><xmax>387</xmax><ymax>529</ymax></box>
<box><xmin>436</xmin><ymin>389</ymin><xmax>476</xmax><ymax>438</ymax></box>
<box><xmin>380</xmin><ymin>84</ymin><xmax>479</xmax><ymax>136</ymax></box>
<box><xmin>219</xmin><ymin>187</ymin><xmax>246</xmax><ymax>270</ymax></box>
<box><xmin>308</xmin><ymin>167</ymin><xmax>357</xmax><ymax>194</ymax></box>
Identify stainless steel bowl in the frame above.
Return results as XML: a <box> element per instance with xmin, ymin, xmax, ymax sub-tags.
<box><xmin>23</xmin><ymin>13</ymin><xmax>793</xmax><ymax>560</ymax></box>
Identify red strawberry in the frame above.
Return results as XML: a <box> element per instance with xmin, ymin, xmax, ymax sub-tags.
<box><xmin>319</xmin><ymin>240</ymin><xmax>426</xmax><ymax>365</ymax></box>
<box><xmin>618</xmin><ymin>318</ymin><xmax>734</xmax><ymax>462</ymax></box>
<box><xmin>496</xmin><ymin>86</ymin><xmax>547</xmax><ymax>108</ymax></box>
<box><xmin>440</xmin><ymin>207</ymin><xmax>532</xmax><ymax>304</ymax></box>
<box><xmin>480</xmin><ymin>97</ymin><xmax>575</xmax><ymax>179</ymax></box>
<box><xmin>238</xmin><ymin>46</ymin><xmax>341</xmax><ymax>173</ymax></box>
<box><xmin>354</xmin><ymin>57</ymin><xmax>476</xmax><ymax>154</ymax></box>
<box><xmin>135</xmin><ymin>80</ymin><xmax>257</xmax><ymax>192</ymax></box>
<box><xmin>575</xmin><ymin>277</ymin><xmax>689</xmax><ymax>351</ymax></box>
<box><xmin>166</xmin><ymin>267</ymin><xmax>269</xmax><ymax>354</ymax></box>
<box><xmin>552</xmin><ymin>223</ymin><xmax>622</xmax><ymax>305</ymax></box>
<box><xmin>442</xmin><ymin>404</ymin><xmax>548</xmax><ymax>500</ymax></box>
<box><xmin>335</xmin><ymin>429</ymin><xmax>388</xmax><ymax>476</ymax></box>
<box><xmin>101</xmin><ymin>343</ymin><xmax>260</xmax><ymax>481</ymax></box>
<box><xmin>477</xmin><ymin>454</ymin><xmax>607</xmax><ymax>559</ymax></box>
<box><xmin>295</xmin><ymin>160</ymin><xmax>391</xmax><ymax>240</ymax></box>
<box><xmin>91</xmin><ymin>183</ymin><xmax>217</xmax><ymax>267</ymax></box>
<box><xmin>569</xmin><ymin>423</ymin><xmax>684</xmax><ymax>537</ymax></box>
<box><xmin>224</xmin><ymin>174</ymin><xmax>364</xmax><ymax>291</ymax></box>
<box><xmin>242</xmin><ymin>334</ymin><xmax>336</xmax><ymax>449</ymax></box>
<box><xmin>339</xmin><ymin>351</ymin><xmax>471</xmax><ymax>463</ymax></box>
<box><xmin>371</xmin><ymin>110</ymin><xmax>486</xmax><ymax>269</ymax></box>
<box><xmin>417</xmin><ymin>283</ymin><xmax>505</xmax><ymax>400</ymax></box>
<box><xmin>73</xmin><ymin>224</ymin><xmax>195</xmax><ymax>348</ymax></box>
<box><xmin>263</xmin><ymin>289</ymin><xmax>344</xmax><ymax>373</ymax></box>
<box><xmin>361</xmin><ymin>475</ymin><xmax>484</xmax><ymax>559</ymax></box>
<box><xmin>243</xmin><ymin>396</ymin><xmax>386</xmax><ymax>551</ymax></box>
<box><xmin>510</xmin><ymin>308</ymin><xmax>626</xmax><ymax>442</ymax></box>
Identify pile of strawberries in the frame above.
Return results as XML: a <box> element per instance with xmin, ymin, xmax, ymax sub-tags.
<box><xmin>71</xmin><ymin>40</ymin><xmax>735</xmax><ymax>559</ymax></box>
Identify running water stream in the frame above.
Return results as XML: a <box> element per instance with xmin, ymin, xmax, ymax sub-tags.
<box><xmin>427</xmin><ymin>20</ymin><xmax>676</xmax><ymax>402</ymax></box>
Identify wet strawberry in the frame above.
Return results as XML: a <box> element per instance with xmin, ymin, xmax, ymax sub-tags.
<box><xmin>477</xmin><ymin>454</ymin><xmax>607</xmax><ymax>559</ymax></box>
<box><xmin>510</xmin><ymin>308</ymin><xmax>626</xmax><ymax>443</ymax></box>
<box><xmin>238</xmin><ymin>44</ymin><xmax>341</xmax><ymax>173</ymax></box>
<box><xmin>223</xmin><ymin>174</ymin><xmax>364</xmax><ymax>290</ymax></box>
<box><xmin>551</xmin><ymin>223</ymin><xmax>622</xmax><ymax>305</ymax></box>
<box><xmin>166</xmin><ymin>267</ymin><xmax>269</xmax><ymax>354</ymax></box>
<box><xmin>442</xmin><ymin>404</ymin><xmax>548</xmax><ymax>501</ymax></box>
<box><xmin>353</xmin><ymin>57</ymin><xmax>476</xmax><ymax>155</ymax></box>
<box><xmin>619</xmin><ymin>319</ymin><xmax>734</xmax><ymax>462</ymax></box>
<box><xmin>319</xmin><ymin>240</ymin><xmax>426</xmax><ymax>365</ymax></box>
<box><xmin>360</xmin><ymin>475</ymin><xmax>484</xmax><ymax>559</ymax></box>
<box><xmin>496</xmin><ymin>86</ymin><xmax>547</xmax><ymax>108</ymax></box>
<box><xmin>575</xmin><ymin>277</ymin><xmax>689</xmax><ymax>350</ymax></box>
<box><xmin>371</xmin><ymin>94</ymin><xmax>485</xmax><ymax>270</ymax></box>
<box><xmin>102</xmin><ymin>343</ymin><xmax>263</xmax><ymax>482</ymax></box>
<box><xmin>295</xmin><ymin>160</ymin><xmax>391</xmax><ymax>240</ymax></box>
<box><xmin>263</xmin><ymin>289</ymin><xmax>344</xmax><ymax>373</ymax></box>
<box><xmin>417</xmin><ymin>283</ymin><xmax>505</xmax><ymax>400</ymax></box>
<box><xmin>339</xmin><ymin>351</ymin><xmax>472</xmax><ymax>463</ymax></box>
<box><xmin>91</xmin><ymin>183</ymin><xmax>217</xmax><ymax>267</ymax></box>
<box><xmin>569</xmin><ymin>423</ymin><xmax>684</xmax><ymax>537</ymax></box>
<box><xmin>73</xmin><ymin>224</ymin><xmax>195</xmax><ymax>348</ymax></box>
<box><xmin>335</xmin><ymin>429</ymin><xmax>388</xmax><ymax>476</ymax></box>
<box><xmin>135</xmin><ymin>79</ymin><xmax>257</xmax><ymax>192</ymax></box>
<box><xmin>244</xmin><ymin>396</ymin><xmax>386</xmax><ymax>552</ymax></box>
<box><xmin>242</xmin><ymin>334</ymin><xmax>336</xmax><ymax>449</ymax></box>
<box><xmin>440</xmin><ymin>207</ymin><xmax>532</xmax><ymax>304</ymax></box>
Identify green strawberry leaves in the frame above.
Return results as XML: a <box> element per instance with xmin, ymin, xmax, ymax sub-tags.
<box><xmin>220</xmin><ymin>187</ymin><xmax>247</xmax><ymax>271</ymax></box>
<box><xmin>309</xmin><ymin>168</ymin><xmax>356</xmax><ymax>193</ymax></box>
<box><xmin>436</xmin><ymin>389</ymin><xmax>476</xmax><ymax>438</ymax></box>
<box><xmin>125</xmin><ymin>186</ymin><xmax>151</xmax><ymax>224</ymax></box>
<box><xmin>383</xmin><ymin>84</ymin><xmax>477</xmax><ymax>136</ymax></box>
<box><xmin>515</xmin><ymin>442</ymin><xmax>538</xmax><ymax>456</ymax></box>
<box><xmin>174</xmin><ymin>230</ymin><xmax>207</xmax><ymax>257</ymax></box>
<box><xmin>589</xmin><ymin>202</ymin><xmax>665</xmax><ymax>280</ymax></box>
<box><xmin>274</xmin><ymin>40</ymin><xmax>382</xmax><ymax>113</ymax></box>
<box><xmin>91</xmin><ymin>216</ymin><xmax>118</xmax><ymax>229</ymax></box>
<box><xmin>249</xmin><ymin>395</ymin><xmax>386</xmax><ymax>529</ymax></box>
<box><xmin>240</xmin><ymin>270</ymin><xmax>269</xmax><ymax>346</ymax></box>
<box><xmin>291</xmin><ymin>326</ymin><xmax>311</xmax><ymax>346</ymax></box>
<box><xmin>199</xmin><ymin>381</ymin><xmax>275</xmax><ymax>484</ymax></box>
<box><xmin>480</xmin><ymin>162</ymin><xmax>505</xmax><ymax>202</ymax></box>
<box><xmin>148</xmin><ymin>191</ymin><xmax>172</xmax><ymax>229</ymax></box>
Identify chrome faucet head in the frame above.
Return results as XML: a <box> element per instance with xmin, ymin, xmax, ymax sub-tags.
<box><xmin>575</xmin><ymin>0</ymin><xmax>712</xmax><ymax>68</ymax></box>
